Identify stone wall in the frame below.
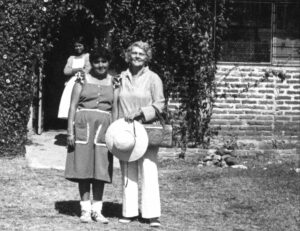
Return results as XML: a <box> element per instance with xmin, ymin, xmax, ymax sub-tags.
<box><xmin>211</xmin><ymin>64</ymin><xmax>300</xmax><ymax>146</ymax></box>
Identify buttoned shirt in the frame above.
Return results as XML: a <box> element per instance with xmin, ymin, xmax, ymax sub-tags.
<box><xmin>118</xmin><ymin>66</ymin><xmax>165</xmax><ymax>122</ymax></box>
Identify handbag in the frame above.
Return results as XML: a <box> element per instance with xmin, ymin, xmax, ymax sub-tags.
<box><xmin>143</xmin><ymin>105</ymin><xmax>173</xmax><ymax>148</ymax></box>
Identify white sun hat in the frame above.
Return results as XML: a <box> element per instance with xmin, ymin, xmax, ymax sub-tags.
<box><xmin>105</xmin><ymin>118</ymin><xmax>149</xmax><ymax>162</ymax></box>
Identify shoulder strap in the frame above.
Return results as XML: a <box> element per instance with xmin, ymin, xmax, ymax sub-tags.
<box><xmin>152</xmin><ymin>105</ymin><xmax>165</xmax><ymax>126</ymax></box>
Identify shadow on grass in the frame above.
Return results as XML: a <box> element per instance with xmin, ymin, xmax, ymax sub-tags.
<box><xmin>55</xmin><ymin>200</ymin><xmax>80</xmax><ymax>217</ymax></box>
<box><xmin>55</xmin><ymin>200</ymin><xmax>123</xmax><ymax>218</ymax></box>
<box><xmin>54</xmin><ymin>133</ymin><xmax>67</xmax><ymax>147</ymax></box>
<box><xmin>102</xmin><ymin>202</ymin><xmax>122</xmax><ymax>218</ymax></box>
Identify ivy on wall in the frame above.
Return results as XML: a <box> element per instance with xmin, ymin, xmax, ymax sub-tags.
<box><xmin>106</xmin><ymin>0</ymin><xmax>228</xmax><ymax>151</ymax></box>
<box><xmin>0</xmin><ymin>0</ymin><xmax>45</xmax><ymax>156</ymax></box>
<box><xmin>0</xmin><ymin>0</ymin><xmax>228</xmax><ymax>156</ymax></box>
<box><xmin>0</xmin><ymin>0</ymin><xmax>102</xmax><ymax>156</ymax></box>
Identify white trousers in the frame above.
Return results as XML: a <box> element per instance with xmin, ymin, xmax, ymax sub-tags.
<box><xmin>120</xmin><ymin>146</ymin><xmax>161</xmax><ymax>219</ymax></box>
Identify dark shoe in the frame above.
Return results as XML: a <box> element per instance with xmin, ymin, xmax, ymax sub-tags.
<box><xmin>149</xmin><ymin>218</ymin><xmax>161</xmax><ymax>228</ymax></box>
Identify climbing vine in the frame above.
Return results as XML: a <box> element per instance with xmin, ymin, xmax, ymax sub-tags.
<box><xmin>1</xmin><ymin>0</ymin><xmax>228</xmax><ymax>156</ymax></box>
<box><xmin>106</xmin><ymin>0</ymin><xmax>228</xmax><ymax>152</ymax></box>
<box><xmin>216</xmin><ymin>66</ymin><xmax>287</xmax><ymax>99</ymax></box>
<box><xmin>0</xmin><ymin>0</ymin><xmax>103</xmax><ymax>156</ymax></box>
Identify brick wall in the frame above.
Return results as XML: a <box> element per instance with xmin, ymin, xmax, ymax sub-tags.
<box><xmin>211</xmin><ymin>64</ymin><xmax>300</xmax><ymax>143</ymax></box>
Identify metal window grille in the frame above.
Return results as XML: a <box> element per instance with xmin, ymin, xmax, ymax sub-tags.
<box><xmin>219</xmin><ymin>0</ymin><xmax>300</xmax><ymax>66</ymax></box>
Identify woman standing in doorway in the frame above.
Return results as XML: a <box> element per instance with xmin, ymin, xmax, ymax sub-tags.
<box><xmin>58</xmin><ymin>36</ymin><xmax>91</xmax><ymax>119</ymax></box>
<box><xmin>114</xmin><ymin>41</ymin><xmax>165</xmax><ymax>228</ymax></box>
<box><xmin>64</xmin><ymin>47</ymin><xmax>114</xmax><ymax>223</ymax></box>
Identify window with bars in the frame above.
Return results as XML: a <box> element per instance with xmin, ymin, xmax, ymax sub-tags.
<box><xmin>219</xmin><ymin>0</ymin><xmax>300</xmax><ymax>66</ymax></box>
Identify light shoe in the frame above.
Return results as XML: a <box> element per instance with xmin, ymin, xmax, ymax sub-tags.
<box><xmin>80</xmin><ymin>210</ymin><xmax>92</xmax><ymax>223</ymax></box>
<box><xmin>80</xmin><ymin>200</ymin><xmax>92</xmax><ymax>223</ymax></box>
<box><xmin>149</xmin><ymin>218</ymin><xmax>161</xmax><ymax>228</ymax></box>
<box><xmin>91</xmin><ymin>211</ymin><xmax>109</xmax><ymax>224</ymax></box>
<box><xmin>119</xmin><ymin>217</ymin><xmax>135</xmax><ymax>224</ymax></box>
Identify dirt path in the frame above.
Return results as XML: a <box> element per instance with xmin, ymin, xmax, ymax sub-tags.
<box><xmin>25</xmin><ymin>130</ymin><xmax>120</xmax><ymax>170</ymax></box>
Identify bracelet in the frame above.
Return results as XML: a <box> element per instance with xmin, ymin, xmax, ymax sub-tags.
<box><xmin>67</xmin><ymin>134</ymin><xmax>74</xmax><ymax>137</ymax></box>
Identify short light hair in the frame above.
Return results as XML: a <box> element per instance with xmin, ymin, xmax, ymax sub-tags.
<box><xmin>125</xmin><ymin>41</ymin><xmax>152</xmax><ymax>63</ymax></box>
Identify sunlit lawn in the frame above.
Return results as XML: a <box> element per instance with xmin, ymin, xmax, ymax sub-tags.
<box><xmin>0</xmin><ymin>156</ymin><xmax>299</xmax><ymax>231</ymax></box>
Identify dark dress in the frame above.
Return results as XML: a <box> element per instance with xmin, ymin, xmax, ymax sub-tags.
<box><xmin>65</xmin><ymin>74</ymin><xmax>114</xmax><ymax>183</ymax></box>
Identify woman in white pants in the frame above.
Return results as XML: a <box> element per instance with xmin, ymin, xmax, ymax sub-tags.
<box><xmin>113</xmin><ymin>41</ymin><xmax>165</xmax><ymax>228</ymax></box>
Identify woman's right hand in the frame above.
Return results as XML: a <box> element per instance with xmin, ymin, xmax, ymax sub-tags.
<box><xmin>112</xmin><ymin>75</ymin><xmax>121</xmax><ymax>88</ymax></box>
<box><xmin>74</xmin><ymin>71</ymin><xmax>85</xmax><ymax>84</ymax></box>
<box><xmin>67</xmin><ymin>134</ymin><xmax>75</xmax><ymax>147</ymax></box>
<box><xmin>124</xmin><ymin>109</ymin><xmax>143</xmax><ymax>123</ymax></box>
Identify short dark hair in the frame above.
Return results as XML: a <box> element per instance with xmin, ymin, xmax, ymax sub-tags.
<box><xmin>72</xmin><ymin>36</ymin><xmax>87</xmax><ymax>46</ymax></box>
<box><xmin>89</xmin><ymin>47</ymin><xmax>112</xmax><ymax>63</ymax></box>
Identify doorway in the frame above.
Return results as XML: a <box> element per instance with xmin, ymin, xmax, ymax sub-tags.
<box><xmin>41</xmin><ymin>3</ymin><xmax>106</xmax><ymax>131</ymax></box>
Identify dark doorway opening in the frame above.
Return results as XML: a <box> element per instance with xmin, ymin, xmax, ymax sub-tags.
<box><xmin>42</xmin><ymin>2</ymin><xmax>106</xmax><ymax>130</ymax></box>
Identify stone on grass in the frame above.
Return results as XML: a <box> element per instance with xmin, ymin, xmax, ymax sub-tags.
<box><xmin>203</xmin><ymin>155</ymin><xmax>213</xmax><ymax>162</ymax></box>
<box><xmin>213</xmin><ymin>155</ymin><xmax>222</xmax><ymax>161</ymax></box>
<box><xmin>224</xmin><ymin>156</ymin><xmax>237</xmax><ymax>166</ymax></box>
<box><xmin>197</xmin><ymin>163</ymin><xmax>204</xmax><ymax>168</ymax></box>
<box><xmin>221</xmin><ymin>160</ymin><xmax>228</xmax><ymax>168</ymax></box>
<box><xmin>222</xmin><ymin>154</ymin><xmax>231</xmax><ymax>160</ymax></box>
<box><xmin>205</xmin><ymin>161</ymin><xmax>213</xmax><ymax>166</ymax></box>
<box><xmin>207</xmin><ymin>149</ymin><xmax>217</xmax><ymax>155</ymax></box>
<box><xmin>216</xmin><ymin>147</ymin><xmax>233</xmax><ymax>156</ymax></box>
<box><xmin>212</xmin><ymin>159</ymin><xmax>220</xmax><ymax>165</ymax></box>
<box><xmin>231</xmin><ymin>164</ymin><xmax>248</xmax><ymax>170</ymax></box>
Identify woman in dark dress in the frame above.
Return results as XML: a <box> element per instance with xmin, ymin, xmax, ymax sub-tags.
<box><xmin>64</xmin><ymin>47</ymin><xmax>114</xmax><ymax>224</ymax></box>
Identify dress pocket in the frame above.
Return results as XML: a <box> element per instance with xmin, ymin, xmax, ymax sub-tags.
<box><xmin>94</xmin><ymin>115</ymin><xmax>111</xmax><ymax>146</ymax></box>
<box><xmin>75</xmin><ymin>123</ymin><xmax>89</xmax><ymax>144</ymax></box>
<box><xmin>94</xmin><ymin>124</ymin><xmax>106</xmax><ymax>146</ymax></box>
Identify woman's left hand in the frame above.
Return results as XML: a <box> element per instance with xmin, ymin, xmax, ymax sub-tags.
<box><xmin>124</xmin><ymin>109</ymin><xmax>143</xmax><ymax>123</ymax></box>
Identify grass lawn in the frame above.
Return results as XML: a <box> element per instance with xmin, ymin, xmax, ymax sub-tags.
<box><xmin>0</xmin><ymin>156</ymin><xmax>299</xmax><ymax>231</ymax></box>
